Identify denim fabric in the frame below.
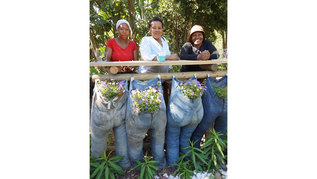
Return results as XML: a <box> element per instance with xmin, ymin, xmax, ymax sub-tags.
<box><xmin>125</xmin><ymin>76</ymin><xmax>167</xmax><ymax>169</ymax></box>
<box><xmin>191</xmin><ymin>75</ymin><xmax>227</xmax><ymax>149</ymax></box>
<box><xmin>90</xmin><ymin>79</ymin><xmax>131</xmax><ymax>169</ymax></box>
<box><xmin>166</xmin><ymin>76</ymin><xmax>204</xmax><ymax>166</ymax></box>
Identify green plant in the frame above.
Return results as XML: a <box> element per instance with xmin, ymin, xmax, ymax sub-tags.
<box><xmin>97</xmin><ymin>79</ymin><xmax>125</xmax><ymax>99</ymax></box>
<box><xmin>217</xmin><ymin>63</ymin><xmax>227</xmax><ymax>71</ymax></box>
<box><xmin>90</xmin><ymin>151</ymin><xmax>124</xmax><ymax>179</ymax></box>
<box><xmin>169</xmin><ymin>65</ymin><xmax>181</xmax><ymax>72</ymax></box>
<box><xmin>212</xmin><ymin>84</ymin><xmax>227</xmax><ymax>99</ymax></box>
<box><xmin>201</xmin><ymin>129</ymin><xmax>227</xmax><ymax>171</ymax></box>
<box><xmin>131</xmin><ymin>81</ymin><xmax>163</xmax><ymax>113</ymax></box>
<box><xmin>181</xmin><ymin>140</ymin><xmax>208</xmax><ymax>172</ymax></box>
<box><xmin>90</xmin><ymin>66</ymin><xmax>102</xmax><ymax>75</ymax></box>
<box><xmin>179</xmin><ymin>79</ymin><xmax>207</xmax><ymax>99</ymax></box>
<box><xmin>173</xmin><ymin>141</ymin><xmax>208</xmax><ymax>178</ymax></box>
<box><xmin>173</xmin><ymin>160</ymin><xmax>194</xmax><ymax>179</ymax></box>
<box><xmin>132</xmin><ymin>152</ymin><xmax>159</xmax><ymax>179</ymax></box>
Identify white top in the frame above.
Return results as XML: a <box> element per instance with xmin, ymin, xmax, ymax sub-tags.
<box><xmin>138</xmin><ymin>36</ymin><xmax>171</xmax><ymax>73</ymax></box>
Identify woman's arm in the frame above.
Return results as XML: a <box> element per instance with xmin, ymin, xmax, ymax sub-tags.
<box><xmin>105</xmin><ymin>46</ymin><xmax>112</xmax><ymax>61</ymax></box>
<box><xmin>205</xmin><ymin>40</ymin><xmax>219</xmax><ymax>60</ymax></box>
<box><xmin>180</xmin><ymin>43</ymin><xmax>198</xmax><ymax>60</ymax></box>
<box><xmin>133</xmin><ymin>49</ymin><xmax>138</xmax><ymax>61</ymax></box>
<box><xmin>140</xmin><ymin>37</ymin><xmax>157</xmax><ymax>61</ymax></box>
<box><xmin>165</xmin><ymin>54</ymin><xmax>180</xmax><ymax>60</ymax></box>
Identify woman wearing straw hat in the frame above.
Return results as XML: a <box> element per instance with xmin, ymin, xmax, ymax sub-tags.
<box><xmin>105</xmin><ymin>19</ymin><xmax>138</xmax><ymax>72</ymax></box>
<box><xmin>180</xmin><ymin>25</ymin><xmax>220</xmax><ymax>72</ymax></box>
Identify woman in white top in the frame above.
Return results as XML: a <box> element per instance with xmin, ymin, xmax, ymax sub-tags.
<box><xmin>138</xmin><ymin>17</ymin><xmax>180</xmax><ymax>73</ymax></box>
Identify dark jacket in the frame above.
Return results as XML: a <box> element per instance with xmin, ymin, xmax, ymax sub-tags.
<box><xmin>180</xmin><ymin>40</ymin><xmax>219</xmax><ymax>72</ymax></box>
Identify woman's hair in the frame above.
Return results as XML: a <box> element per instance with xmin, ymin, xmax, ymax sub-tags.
<box><xmin>148</xmin><ymin>17</ymin><xmax>163</xmax><ymax>28</ymax></box>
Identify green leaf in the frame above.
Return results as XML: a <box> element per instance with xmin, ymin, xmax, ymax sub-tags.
<box><xmin>139</xmin><ymin>166</ymin><xmax>145</xmax><ymax>179</ymax></box>
<box><xmin>216</xmin><ymin>143</ymin><xmax>225</xmax><ymax>157</ymax></box>
<box><xmin>146</xmin><ymin>167</ymin><xmax>154</xmax><ymax>178</ymax></box>
<box><xmin>195</xmin><ymin>153</ymin><xmax>208</xmax><ymax>165</ymax></box>
<box><xmin>132</xmin><ymin>160</ymin><xmax>143</xmax><ymax>170</ymax></box>
<box><xmin>109</xmin><ymin>155</ymin><xmax>123</xmax><ymax>163</ymax></box>
<box><xmin>105</xmin><ymin>167</ymin><xmax>109</xmax><ymax>179</ymax></box>
<box><xmin>90</xmin><ymin>162</ymin><xmax>99</xmax><ymax>168</ymax></box>
<box><xmin>110</xmin><ymin>171</ymin><xmax>115</xmax><ymax>179</ymax></box>
<box><xmin>96</xmin><ymin>167</ymin><xmax>103</xmax><ymax>179</ymax></box>
<box><xmin>147</xmin><ymin>160</ymin><xmax>159</xmax><ymax>164</ymax></box>
<box><xmin>91</xmin><ymin>162</ymin><xmax>105</xmax><ymax>179</ymax></box>
<box><xmin>148</xmin><ymin>164</ymin><xmax>159</xmax><ymax>170</ymax></box>
<box><xmin>108</xmin><ymin>161</ymin><xmax>124</xmax><ymax>175</ymax></box>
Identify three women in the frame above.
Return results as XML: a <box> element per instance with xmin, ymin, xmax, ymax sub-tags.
<box><xmin>101</xmin><ymin>18</ymin><xmax>222</xmax><ymax>168</ymax></box>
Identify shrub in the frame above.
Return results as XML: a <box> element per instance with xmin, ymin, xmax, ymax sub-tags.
<box><xmin>201</xmin><ymin>129</ymin><xmax>227</xmax><ymax>171</ymax></box>
<box><xmin>132</xmin><ymin>152</ymin><xmax>159</xmax><ymax>179</ymax></box>
<box><xmin>90</xmin><ymin>151</ymin><xmax>124</xmax><ymax>179</ymax></box>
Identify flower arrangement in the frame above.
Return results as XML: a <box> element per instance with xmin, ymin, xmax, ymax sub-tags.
<box><xmin>97</xmin><ymin>78</ymin><xmax>125</xmax><ymax>99</ymax></box>
<box><xmin>212</xmin><ymin>85</ymin><xmax>227</xmax><ymax>99</ymax></box>
<box><xmin>179</xmin><ymin>79</ymin><xmax>206</xmax><ymax>99</ymax></box>
<box><xmin>131</xmin><ymin>82</ymin><xmax>163</xmax><ymax>113</ymax></box>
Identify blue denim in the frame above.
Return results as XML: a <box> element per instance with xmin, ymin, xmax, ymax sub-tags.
<box><xmin>125</xmin><ymin>76</ymin><xmax>167</xmax><ymax>169</ymax></box>
<box><xmin>90</xmin><ymin>79</ymin><xmax>131</xmax><ymax>169</ymax></box>
<box><xmin>166</xmin><ymin>76</ymin><xmax>204</xmax><ymax>166</ymax></box>
<box><xmin>191</xmin><ymin>75</ymin><xmax>227</xmax><ymax>149</ymax></box>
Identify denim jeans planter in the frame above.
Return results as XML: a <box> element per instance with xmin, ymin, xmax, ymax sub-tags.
<box><xmin>125</xmin><ymin>76</ymin><xmax>167</xmax><ymax>169</ymax></box>
<box><xmin>191</xmin><ymin>75</ymin><xmax>227</xmax><ymax>149</ymax></box>
<box><xmin>90</xmin><ymin>79</ymin><xmax>130</xmax><ymax>169</ymax></box>
<box><xmin>165</xmin><ymin>76</ymin><xmax>204</xmax><ymax>166</ymax></box>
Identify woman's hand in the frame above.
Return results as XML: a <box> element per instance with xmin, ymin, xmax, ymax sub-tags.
<box><xmin>166</xmin><ymin>54</ymin><xmax>180</xmax><ymax>60</ymax></box>
<box><xmin>121</xmin><ymin>66</ymin><xmax>135</xmax><ymax>72</ymax></box>
<box><xmin>197</xmin><ymin>50</ymin><xmax>210</xmax><ymax>60</ymax></box>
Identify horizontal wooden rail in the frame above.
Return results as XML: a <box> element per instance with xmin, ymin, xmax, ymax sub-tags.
<box><xmin>90</xmin><ymin>59</ymin><xmax>227</xmax><ymax>67</ymax></box>
<box><xmin>92</xmin><ymin>70</ymin><xmax>227</xmax><ymax>81</ymax></box>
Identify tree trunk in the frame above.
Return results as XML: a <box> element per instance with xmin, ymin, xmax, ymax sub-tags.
<box><xmin>90</xmin><ymin>28</ymin><xmax>98</xmax><ymax>61</ymax></box>
<box><xmin>127</xmin><ymin>0</ymin><xmax>136</xmax><ymax>42</ymax></box>
<box><xmin>221</xmin><ymin>30</ymin><xmax>227</xmax><ymax>50</ymax></box>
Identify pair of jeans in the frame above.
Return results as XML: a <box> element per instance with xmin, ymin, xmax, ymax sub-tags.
<box><xmin>90</xmin><ymin>79</ymin><xmax>130</xmax><ymax>169</ymax></box>
<box><xmin>191</xmin><ymin>75</ymin><xmax>227</xmax><ymax>149</ymax></box>
<box><xmin>125</xmin><ymin>76</ymin><xmax>167</xmax><ymax>169</ymax></box>
<box><xmin>166</xmin><ymin>76</ymin><xmax>204</xmax><ymax>166</ymax></box>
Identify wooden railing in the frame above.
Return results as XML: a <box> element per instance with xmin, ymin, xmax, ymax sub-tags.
<box><xmin>90</xmin><ymin>59</ymin><xmax>227</xmax><ymax>81</ymax></box>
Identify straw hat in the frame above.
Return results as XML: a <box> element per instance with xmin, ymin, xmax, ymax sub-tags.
<box><xmin>188</xmin><ymin>25</ymin><xmax>205</xmax><ymax>42</ymax></box>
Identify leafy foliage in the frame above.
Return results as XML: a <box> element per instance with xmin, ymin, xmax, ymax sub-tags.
<box><xmin>90</xmin><ymin>0</ymin><xmax>227</xmax><ymax>60</ymax></box>
<box><xmin>173</xmin><ymin>160</ymin><xmax>194</xmax><ymax>179</ymax></box>
<box><xmin>212</xmin><ymin>84</ymin><xmax>227</xmax><ymax>99</ymax></box>
<box><xmin>173</xmin><ymin>131</ymin><xmax>227</xmax><ymax>176</ymax></box>
<box><xmin>173</xmin><ymin>140</ymin><xmax>208</xmax><ymax>178</ymax></box>
<box><xmin>169</xmin><ymin>65</ymin><xmax>181</xmax><ymax>72</ymax></box>
<box><xmin>90</xmin><ymin>151</ymin><xmax>124</xmax><ymax>179</ymax></box>
<box><xmin>132</xmin><ymin>152</ymin><xmax>159</xmax><ymax>179</ymax></box>
<box><xmin>201</xmin><ymin>129</ymin><xmax>227</xmax><ymax>171</ymax></box>
<box><xmin>97</xmin><ymin>79</ymin><xmax>125</xmax><ymax>99</ymax></box>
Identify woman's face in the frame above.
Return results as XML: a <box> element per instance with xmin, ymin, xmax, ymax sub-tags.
<box><xmin>117</xmin><ymin>23</ymin><xmax>130</xmax><ymax>40</ymax></box>
<box><xmin>191</xmin><ymin>32</ymin><xmax>204</xmax><ymax>46</ymax></box>
<box><xmin>150</xmin><ymin>21</ymin><xmax>163</xmax><ymax>40</ymax></box>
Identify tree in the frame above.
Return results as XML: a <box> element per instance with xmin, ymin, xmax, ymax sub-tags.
<box><xmin>89</xmin><ymin>0</ymin><xmax>227</xmax><ymax>61</ymax></box>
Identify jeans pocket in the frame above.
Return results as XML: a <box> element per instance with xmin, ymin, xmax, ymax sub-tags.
<box><xmin>169</xmin><ymin>93</ymin><xmax>193</xmax><ymax>127</ymax></box>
